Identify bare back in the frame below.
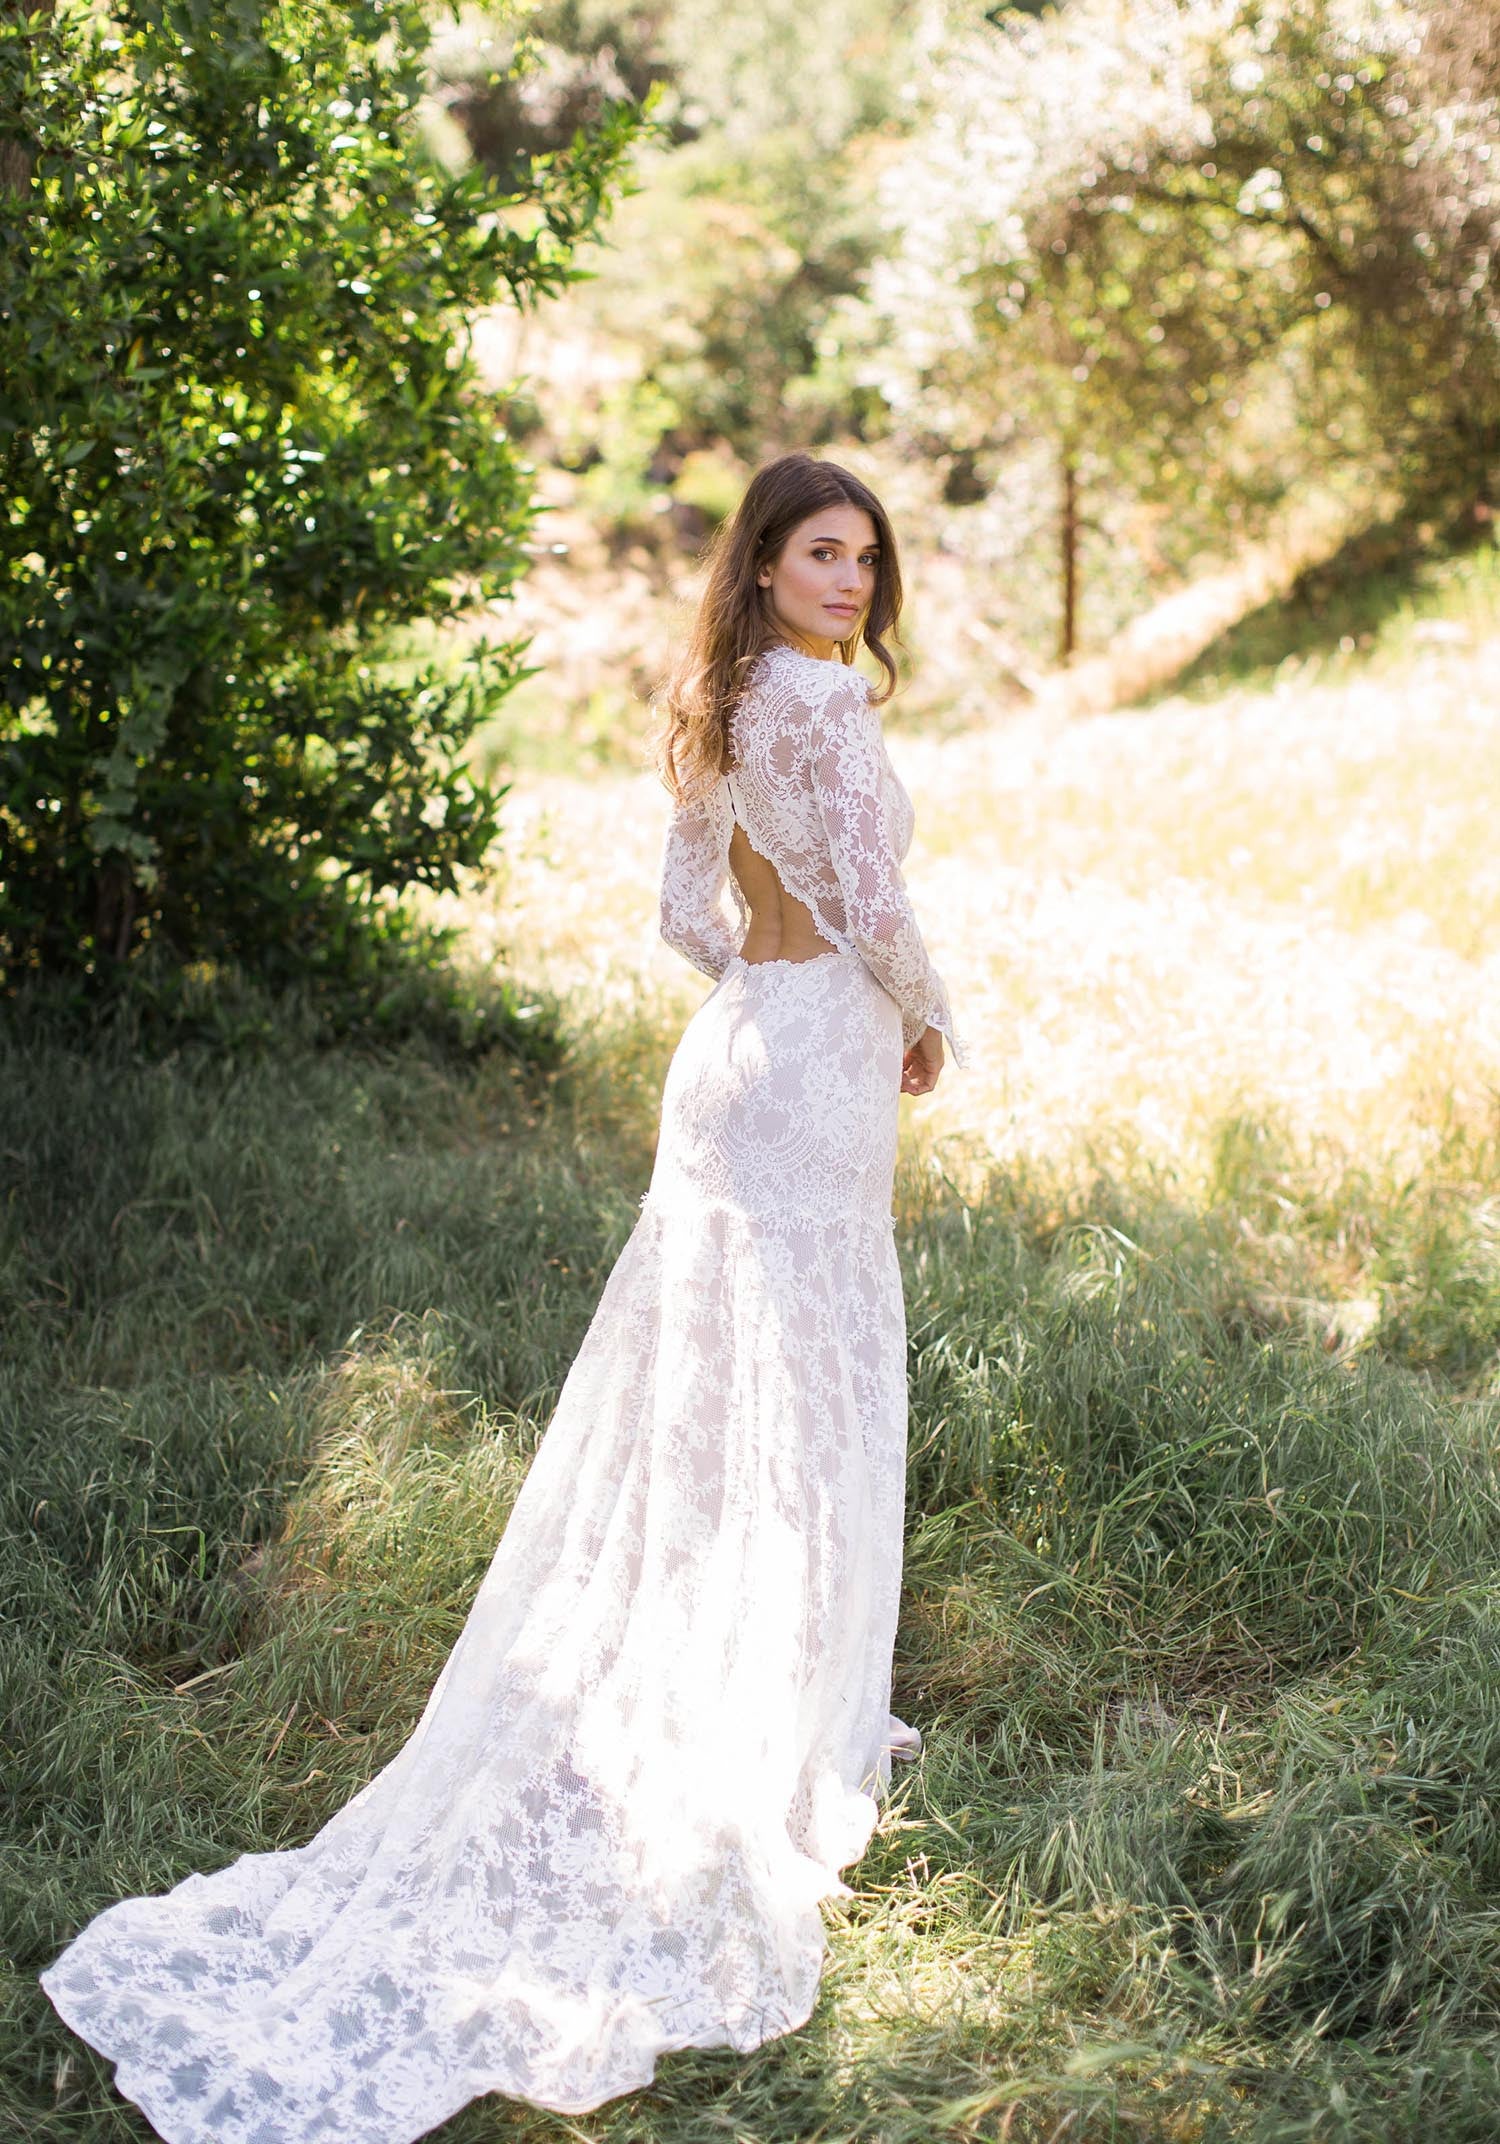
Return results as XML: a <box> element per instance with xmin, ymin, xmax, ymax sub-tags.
<box><xmin>727</xmin><ymin>824</ymin><xmax>831</xmax><ymax>966</ymax></box>
<box><xmin>660</xmin><ymin>641</ymin><xmax>961</xmax><ymax>1059</ymax></box>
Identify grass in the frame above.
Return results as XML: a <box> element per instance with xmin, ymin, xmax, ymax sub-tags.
<box><xmin>8</xmin><ymin>551</ymin><xmax>1500</xmax><ymax>2140</ymax></box>
<box><xmin>6</xmin><ymin>999</ymin><xmax>1500</xmax><ymax>2142</ymax></box>
<box><xmin>476</xmin><ymin>527</ymin><xmax>1500</xmax><ymax>1184</ymax></box>
<box><xmin>1160</xmin><ymin>502</ymin><xmax>1500</xmax><ymax>705</ymax></box>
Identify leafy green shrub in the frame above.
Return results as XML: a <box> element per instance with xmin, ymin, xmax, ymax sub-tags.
<box><xmin>5</xmin><ymin>924</ymin><xmax>569</xmax><ymax>1067</ymax></box>
<box><xmin>0</xmin><ymin>0</ymin><xmax>639</xmax><ymax>990</ymax></box>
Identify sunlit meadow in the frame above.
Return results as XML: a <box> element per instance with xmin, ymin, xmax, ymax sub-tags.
<box><xmin>464</xmin><ymin>544</ymin><xmax>1500</xmax><ymax>1188</ymax></box>
<box><xmin>9</xmin><ymin>546</ymin><xmax>1500</xmax><ymax>2144</ymax></box>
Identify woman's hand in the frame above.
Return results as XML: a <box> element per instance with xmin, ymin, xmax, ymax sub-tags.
<box><xmin>900</xmin><ymin>1026</ymin><xmax>944</xmax><ymax>1096</ymax></box>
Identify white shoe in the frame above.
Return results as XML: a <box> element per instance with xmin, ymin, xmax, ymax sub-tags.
<box><xmin>887</xmin><ymin>1714</ymin><xmax>923</xmax><ymax>1761</ymax></box>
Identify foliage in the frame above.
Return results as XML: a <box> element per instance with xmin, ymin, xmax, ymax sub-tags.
<box><xmin>858</xmin><ymin>0</ymin><xmax>1500</xmax><ymax>653</ymax></box>
<box><xmin>1165</xmin><ymin>494</ymin><xmax>1500</xmax><ymax>698</ymax></box>
<box><xmin>546</xmin><ymin>138</ymin><xmax>881</xmax><ymax>511</ymax></box>
<box><xmin>0</xmin><ymin>0</ymin><xmax>641</xmax><ymax>989</ymax></box>
<box><xmin>437</xmin><ymin>0</ymin><xmax>916</xmax><ymax>525</ymax></box>
<box><xmin>6</xmin><ymin>924</ymin><xmax>570</xmax><ymax>1067</ymax></box>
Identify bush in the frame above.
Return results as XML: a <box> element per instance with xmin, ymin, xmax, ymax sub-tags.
<box><xmin>0</xmin><ymin>0</ymin><xmax>640</xmax><ymax>990</ymax></box>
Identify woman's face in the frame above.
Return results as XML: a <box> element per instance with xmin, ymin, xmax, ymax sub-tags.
<box><xmin>757</xmin><ymin>503</ymin><xmax>879</xmax><ymax>660</ymax></box>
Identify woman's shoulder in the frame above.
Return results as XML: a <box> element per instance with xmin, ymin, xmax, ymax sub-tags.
<box><xmin>750</xmin><ymin>641</ymin><xmax>874</xmax><ymax>713</ymax></box>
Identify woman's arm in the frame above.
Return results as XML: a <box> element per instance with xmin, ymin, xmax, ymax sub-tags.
<box><xmin>810</xmin><ymin>676</ymin><xmax>964</xmax><ymax>1064</ymax></box>
<box><xmin>658</xmin><ymin>786</ymin><xmax>740</xmax><ymax>981</ymax></box>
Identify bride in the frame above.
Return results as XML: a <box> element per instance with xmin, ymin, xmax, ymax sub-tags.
<box><xmin>40</xmin><ymin>450</ymin><xmax>962</xmax><ymax>2143</ymax></box>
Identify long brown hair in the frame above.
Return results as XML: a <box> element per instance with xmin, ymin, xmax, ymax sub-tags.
<box><xmin>656</xmin><ymin>452</ymin><xmax>904</xmax><ymax>800</ymax></box>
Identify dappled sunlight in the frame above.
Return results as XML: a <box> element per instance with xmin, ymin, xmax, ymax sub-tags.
<box><xmin>268</xmin><ymin>1316</ymin><xmax>533</xmax><ymax>1613</ymax></box>
<box><xmin>13</xmin><ymin>787</ymin><xmax>1500</xmax><ymax>2139</ymax></box>
<box><xmin>435</xmin><ymin>769</ymin><xmax>670</xmax><ymax>1018</ymax></box>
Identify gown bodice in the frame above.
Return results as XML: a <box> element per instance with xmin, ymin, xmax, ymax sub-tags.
<box><xmin>658</xmin><ymin>642</ymin><xmax>962</xmax><ymax>1059</ymax></box>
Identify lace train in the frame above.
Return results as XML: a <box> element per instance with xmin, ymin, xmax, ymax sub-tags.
<box><xmin>41</xmin><ymin>951</ymin><xmax>915</xmax><ymax>2140</ymax></box>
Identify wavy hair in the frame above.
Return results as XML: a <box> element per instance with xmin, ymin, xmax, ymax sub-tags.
<box><xmin>656</xmin><ymin>452</ymin><xmax>903</xmax><ymax>800</ymax></box>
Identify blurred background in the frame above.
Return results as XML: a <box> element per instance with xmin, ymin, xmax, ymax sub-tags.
<box><xmin>435</xmin><ymin>0</ymin><xmax>1500</xmax><ymax>759</ymax></box>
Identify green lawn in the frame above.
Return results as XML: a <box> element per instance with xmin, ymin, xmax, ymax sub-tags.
<box><xmin>7</xmin><ymin>568</ymin><xmax>1500</xmax><ymax>2140</ymax></box>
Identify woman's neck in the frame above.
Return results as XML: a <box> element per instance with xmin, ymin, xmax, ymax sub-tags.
<box><xmin>768</xmin><ymin>631</ymin><xmax>845</xmax><ymax>664</ymax></box>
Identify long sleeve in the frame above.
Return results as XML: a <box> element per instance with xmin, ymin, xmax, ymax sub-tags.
<box><xmin>659</xmin><ymin>785</ymin><xmax>741</xmax><ymax>981</ymax></box>
<box><xmin>810</xmin><ymin>678</ymin><xmax>964</xmax><ymax>1063</ymax></box>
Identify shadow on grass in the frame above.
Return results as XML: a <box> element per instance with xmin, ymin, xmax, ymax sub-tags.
<box><xmin>1141</xmin><ymin>494</ymin><xmax>1498</xmax><ymax>707</ymax></box>
<box><xmin>4</xmin><ymin>994</ymin><xmax>1500</xmax><ymax>2142</ymax></box>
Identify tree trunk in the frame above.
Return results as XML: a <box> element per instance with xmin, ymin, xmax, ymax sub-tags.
<box><xmin>93</xmin><ymin>856</ymin><xmax>138</xmax><ymax>966</ymax></box>
<box><xmin>1059</xmin><ymin>442</ymin><xmax>1079</xmax><ymax>663</ymax></box>
<box><xmin>0</xmin><ymin>0</ymin><xmax>56</xmax><ymax>197</ymax></box>
<box><xmin>0</xmin><ymin>133</ymin><xmax>31</xmax><ymax>196</ymax></box>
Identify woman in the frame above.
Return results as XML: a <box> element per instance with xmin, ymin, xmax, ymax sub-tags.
<box><xmin>40</xmin><ymin>451</ymin><xmax>962</xmax><ymax>2142</ymax></box>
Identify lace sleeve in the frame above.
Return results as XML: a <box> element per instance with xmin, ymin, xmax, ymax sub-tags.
<box><xmin>810</xmin><ymin>678</ymin><xmax>965</xmax><ymax>1063</ymax></box>
<box><xmin>659</xmin><ymin>785</ymin><xmax>740</xmax><ymax>981</ymax></box>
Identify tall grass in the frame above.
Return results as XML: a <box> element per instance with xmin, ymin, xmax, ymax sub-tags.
<box><xmin>5</xmin><ymin>970</ymin><xmax>1500</xmax><ymax>2142</ymax></box>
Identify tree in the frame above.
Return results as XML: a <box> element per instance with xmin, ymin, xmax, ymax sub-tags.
<box><xmin>0</xmin><ymin>0</ymin><xmax>640</xmax><ymax>988</ymax></box>
<box><xmin>430</xmin><ymin>0</ymin><xmax>919</xmax><ymax>530</ymax></box>
<box><xmin>857</xmin><ymin>0</ymin><xmax>1500</xmax><ymax>659</ymax></box>
<box><xmin>1094</xmin><ymin>0</ymin><xmax>1500</xmax><ymax>501</ymax></box>
<box><xmin>851</xmin><ymin>0</ymin><xmax>1288</xmax><ymax>658</ymax></box>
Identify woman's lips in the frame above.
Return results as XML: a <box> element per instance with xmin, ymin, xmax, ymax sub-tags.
<box><xmin>824</xmin><ymin>605</ymin><xmax>859</xmax><ymax>615</ymax></box>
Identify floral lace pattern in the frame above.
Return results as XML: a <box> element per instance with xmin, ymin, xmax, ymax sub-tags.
<box><xmin>41</xmin><ymin>948</ymin><xmax>916</xmax><ymax>2138</ymax></box>
<box><xmin>659</xmin><ymin>642</ymin><xmax>964</xmax><ymax>1058</ymax></box>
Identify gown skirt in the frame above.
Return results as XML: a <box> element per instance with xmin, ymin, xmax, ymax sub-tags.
<box><xmin>40</xmin><ymin>947</ymin><xmax>910</xmax><ymax>2142</ymax></box>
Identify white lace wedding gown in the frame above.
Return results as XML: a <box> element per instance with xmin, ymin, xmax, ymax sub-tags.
<box><xmin>40</xmin><ymin>641</ymin><xmax>962</xmax><ymax>2143</ymax></box>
